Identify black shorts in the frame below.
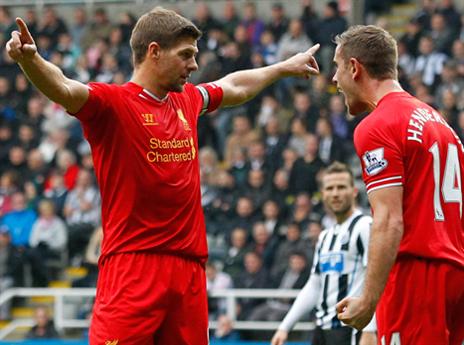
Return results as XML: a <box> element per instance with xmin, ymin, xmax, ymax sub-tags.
<box><xmin>312</xmin><ymin>326</ymin><xmax>361</xmax><ymax>345</ymax></box>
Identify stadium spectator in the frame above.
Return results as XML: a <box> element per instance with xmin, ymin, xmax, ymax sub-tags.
<box><xmin>266</xmin><ymin>3</ymin><xmax>288</xmax><ymax>43</ymax></box>
<box><xmin>224</xmin><ymin>114</ymin><xmax>260</xmax><ymax>167</ymax></box>
<box><xmin>257</xmin><ymin>30</ymin><xmax>278</xmax><ymax>66</ymax></box>
<box><xmin>1</xmin><ymin>191</ymin><xmax>36</xmax><ymax>248</ymax></box>
<box><xmin>0</xmin><ymin>7</ymin><xmax>16</xmax><ymax>41</ymax></box>
<box><xmin>292</xmin><ymin>90</ymin><xmax>320</xmax><ymax>134</ymax></box>
<box><xmin>80</xmin><ymin>8</ymin><xmax>111</xmax><ymax>51</ymax></box>
<box><xmin>271</xmin><ymin>221</ymin><xmax>308</xmax><ymax>277</ymax></box>
<box><xmin>287</xmin><ymin>118</ymin><xmax>309</xmax><ymax>157</ymax></box>
<box><xmin>219</xmin><ymin>0</ymin><xmax>240</xmax><ymax>40</ymax></box>
<box><xmin>0</xmin><ymin>170</ymin><xmax>19</xmax><ymax>216</ymax></box>
<box><xmin>205</xmin><ymin>260</ymin><xmax>233</xmax><ymax>318</ymax></box>
<box><xmin>317</xmin><ymin>1</ymin><xmax>347</xmax><ymax>74</ymax></box>
<box><xmin>29</xmin><ymin>199</ymin><xmax>67</xmax><ymax>253</ymax></box>
<box><xmin>248</xmin><ymin>221</ymin><xmax>278</xmax><ymax>269</ymax></box>
<box><xmin>249</xmin><ymin>250</ymin><xmax>310</xmax><ymax>322</ymax></box>
<box><xmin>437</xmin><ymin>0</ymin><xmax>462</xmax><ymax>37</ymax></box>
<box><xmin>26</xmin><ymin>305</ymin><xmax>59</xmax><ymax>339</ymax></box>
<box><xmin>262</xmin><ymin>115</ymin><xmax>288</xmax><ymax>173</ymax></box>
<box><xmin>240</xmin><ymin>1</ymin><xmax>265</xmax><ymax>48</ymax></box>
<box><xmin>414</xmin><ymin>35</ymin><xmax>448</xmax><ymax>91</ymax></box>
<box><xmin>261</xmin><ymin>199</ymin><xmax>283</xmax><ymax>237</ymax></box>
<box><xmin>235</xmin><ymin>251</ymin><xmax>269</xmax><ymax>320</ymax></box>
<box><xmin>428</xmin><ymin>12</ymin><xmax>455</xmax><ymax>56</ymax></box>
<box><xmin>309</xmin><ymin>73</ymin><xmax>331</xmax><ymax>110</ymax></box>
<box><xmin>38</xmin><ymin>7</ymin><xmax>68</xmax><ymax>49</ymax></box>
<box><xmin>315</xmin><ymin>116</ymin><xmax>347</xmax><ymax>164</ymax></box>
<box><xmin>223</xmin><ymin>227</ymin><xmax>249</xmax><ymax>282</ymax></box>
<box><xmin>270</xmin><ymin>168</ymin><xmax>293</xmax><ymax>215</ymax></box>
<box><xmin>72</xmin><ymin>226</ymin><xmax>102</xmax><ymax>288</ymax></box>
<box><xmin>289</xmin><ymin>134</ymin><xmax>325</xmax><ymax>195</ymax></box>
<box><xmin>275</xmin><ymin>19</ymin><xmax>312</xmax><ymax>105</ymax></box>
<box><xmin>211</xmin><ymin>314</ymin><xmax>241</xmax><ymax>341</ymax></box>
<box><xmin>244</xmin><ymin>169</ymin><xmax>270</xmax><ymax>210</ymax></box>
<box><xmin>0</xmin><ymin>227</ymin><xmax>21</xmax><ymax>319</ymax></box>
<box><xmin>63</xmin><ymin>168</ymin><xmax>100</xmax><ymax>264</ymax></box>
<box><xmin>228</xmin><ymin>196</ymin><xmax>258</xmax><ymax>235</ymax></box>
<box><xmin>399</xmin><ymin>18</ymin><xmax>422</xmax><ymax>58</ymax></box>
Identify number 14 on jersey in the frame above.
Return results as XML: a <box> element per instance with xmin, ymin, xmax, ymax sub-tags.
<box><xmin>429</xmin><ymin>142</ymin><xmax>462</xmax><ymax>221</ymax></box>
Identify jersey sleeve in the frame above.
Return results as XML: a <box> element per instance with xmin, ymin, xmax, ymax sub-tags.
<box><xmin>312</xmin><ymin>230</ymin><xmax>328</xmax><ymax>275</ymax></box>
<box><xmin>196</xmin><ymin>82</ymin><xmax>223</xmax><ymax>115</ymax></box>
<box><xmin>355</xmin><ymin>216</ymin><xmax>372</xmax><ymax>267</ymax></box>
<box><xmin>68</xmin><ymin>82</ymin><xmax>113</xmax><ymax>123</ymax></box>
<box><xmin>354</xmin><ymin>118</ymin><xmax>405</xmax><ymax>194</ymax></box>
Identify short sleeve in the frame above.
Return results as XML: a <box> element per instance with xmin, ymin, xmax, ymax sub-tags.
<box><xmin>196</xmin><ymin>82</ymin><xmax>223</xmax><ymax>115</ymax></box>
<box><xmin>354</xmin><ymin>119</ymin><xmax>405</xmax><ymax>194</ymax></box>
<box><xmin>68</xmin><ymin>82</ymin><xmax>113</xmax><ymax>123</ymax></box>
<box><xmin>312</xmin><ymin>230</ymin><xmax>328</xmax><ymax>275</ymax></box>
<box><xmin>355</xmin><ymin>216</ymin><xmax>372</xmax><ymax>267</ymax></box>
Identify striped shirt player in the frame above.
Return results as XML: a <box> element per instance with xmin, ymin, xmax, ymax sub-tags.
<box><xmin>277</xmin><ymin>210</ymin><xmax>376</xmax><ymax>345</ymax></box>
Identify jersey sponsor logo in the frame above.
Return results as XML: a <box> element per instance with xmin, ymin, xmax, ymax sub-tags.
<box><xmin>141</xmin><ymin>113</ymin><xmax>159</xmax><ymax>126</ymax></box>
<box><xmin>177</xmin><ymin>109</ymin><xmax>191</xmax><ymax>131</ymax></box>
<box><xmin>146</xmin><ymin>136</ymin><xmax>196</xmax><ymax>163</ymax></box>
<box><xmin>362</xmin><ymin>148</ymin><xmax>388</xmax><ymax>175</ymax></box>
<box><xmin>319</xmin><ymin>253</ymin><xmax>344</xmax><ymax>273</ymax></box>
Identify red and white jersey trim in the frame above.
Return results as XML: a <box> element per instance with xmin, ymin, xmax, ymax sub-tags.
<box><xmin>366</xmin><ymin>176</ymin><xmax>403</xmax><ymax>194</ymax></box>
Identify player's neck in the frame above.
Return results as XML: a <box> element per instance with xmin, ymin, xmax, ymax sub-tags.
<box><xmin>364</xmin><ymin>79</ymin><xmax>404</xmax><ymax>112</ymax></box>
<box><xmin>131</xmin><ymin>67</ymin><xmax>168</xmax><ymax>99</ymax></box>
<box><xmin>335</xmin><ymin>208</ymin><xmax>355</xmax><ymax>224</ymax></box>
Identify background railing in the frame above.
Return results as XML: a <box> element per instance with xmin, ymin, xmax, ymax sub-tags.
<box><xmin>0</xmin><ymin>288</ymin><xmax>314</xmax><ymax>340</ymax></box>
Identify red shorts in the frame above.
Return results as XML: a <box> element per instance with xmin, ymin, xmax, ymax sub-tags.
<box><xmin>377</xmin><ymin>258</ymin><xmax>464</xmax><ymax>345</ymax></box>
<box><xmin>89</xmin><ymin>252</ymin><xmax>208</xmax><ymax>345</ymax></box>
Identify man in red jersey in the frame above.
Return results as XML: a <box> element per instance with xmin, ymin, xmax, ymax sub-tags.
<box><xmin>332</xmin><ymin>25</ymin><xmax>464</xmax><ymax>345</ymax></box>
<box><xmin>6</xmin><ymin>7</ymin><xmax>320</xmax><ymax>345</ymax></box>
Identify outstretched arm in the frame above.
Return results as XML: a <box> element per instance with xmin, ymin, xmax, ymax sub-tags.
<box><xmin>6</xmin><ymin>18</ymin><xmax>88</xmax><ymax>114</ymax></box>
<box><xmin>336</xmin><ymin>186</ymin><xmax>403</xmax><ymax>330</ymax></box>
<box><xmin>215</xmin><ymin>44</ymin><xmax>320</xmax><ymax>108</ymax></box>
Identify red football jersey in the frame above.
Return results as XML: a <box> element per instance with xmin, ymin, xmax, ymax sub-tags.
<box><xmin>72</xmin><ymin>82</ymin><xmax>223</xmax><ymax>263</ymax></box>
<box><xmin>354</xmin><ymin>91</ymin><xmax>464</xmax><ymax>266</ymax></box>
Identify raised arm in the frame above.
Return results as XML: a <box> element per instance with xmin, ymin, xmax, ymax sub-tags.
<box><xmin>215</xmin><ymin>44</ymin><xmax>320</xmax><ymax>108</ymax></box>
<box><xmin>6</xmin><ymin>18</ymin><xmax>88</xmax><ymax>114</ymax></box>
<box><xmin>336</xmin><ymin>186</ymin><xmax>404</xmax><ymax>330</ymax></box>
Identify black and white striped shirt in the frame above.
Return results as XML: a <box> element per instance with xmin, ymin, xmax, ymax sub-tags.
<box><xmin>279</xmin><ymin>210</ymin><xmax>376</xmax><ymax>332</ymax></box>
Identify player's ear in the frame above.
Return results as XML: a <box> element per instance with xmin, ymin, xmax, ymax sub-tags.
<box><xmin>147</xmin><ymin>41</ymin><xmax>161</xmax><ymax>60</ymax></box>
<box><xmin>349</xmin><ymin>58</ymin><xmax>362</xmax><ymax>79</ymax></box>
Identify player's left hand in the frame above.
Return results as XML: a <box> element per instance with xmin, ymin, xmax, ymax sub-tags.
<box><xmin>336</xmin><ymin>296</ymin><xmax>375</xmax><ymax>330</ymax></box>
<box><xmin>281</xmin><ymin>43</ymin><xmax>320</xmax><ymax>79</ymax></box>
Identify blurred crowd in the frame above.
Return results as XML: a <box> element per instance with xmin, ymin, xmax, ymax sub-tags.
<box><xmin>0</xmin><ymin>0</ymin><xmax>463</xmax><ymax>338</ymax></box>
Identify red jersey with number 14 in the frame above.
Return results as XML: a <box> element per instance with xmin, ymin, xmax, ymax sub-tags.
<box><xmin>354</xmin><ymin>91</ymin><xmax>464</xmax><ymax>267</ymax></box>
<box><xmin>72</xmin><ymin>82</ymin><xmax>223</xmax><ymax>263</ymax></box>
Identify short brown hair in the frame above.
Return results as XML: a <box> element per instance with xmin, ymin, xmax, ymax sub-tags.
<box><xmin>130</xmin><ymin>7</ymin><xmax>202</xmax><ymax>66</ymax></box>
<box><xmin>334</xmin><ymin>25</ymin><xmax>398</xmax><ymax>80</ymax></box>
<box><xmin>323</xmin><ymin>161</ymin><xmax>354</xmax><ymax>186</ymax></box>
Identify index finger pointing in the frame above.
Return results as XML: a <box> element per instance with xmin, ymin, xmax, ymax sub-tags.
<box><xmin>306</xmin><ymin>43</ymin><xmax>320</xmax><ymax>56</ymax></box>
<box><xmin>15</xmin><ymin>17</ymin><xmax>33</xmax><ymax>43</ymax></box>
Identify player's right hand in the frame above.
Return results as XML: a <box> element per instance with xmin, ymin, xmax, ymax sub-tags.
<box><xmin>6</xmin><ymin>18</ymin><xmax>37</xmax><ymax>63</ymax></box>
<box><xmin>271</xmin><ymin>329</ymin><xmax>288</xmax><ymax>345</ymax></box>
